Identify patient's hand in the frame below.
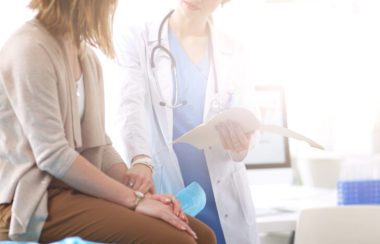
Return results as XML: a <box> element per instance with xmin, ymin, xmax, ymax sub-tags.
<box><xmin>148</xmin><ymin>193</ymin><xmax>189</xmax><ymax>224</ymax></box>
<box><xmin>123</xmin><ymin>164</ymin><xmax>155</xmax><ymax>194</ymax></box>
<box><xmin>136</xmin><ymin>196</ymin><xmax>196</xmax><ymax>239</ymax></box>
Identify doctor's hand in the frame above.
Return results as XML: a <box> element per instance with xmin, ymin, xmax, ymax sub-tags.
<box><xmin>123</xmin><ymin>164</ymin><xmax>155</xmax><ymax>194</ymax></box>
<box><xmin>215</xmin><ymin>120</ymin><xmax>254</xmax><ymax>161</ymax></box>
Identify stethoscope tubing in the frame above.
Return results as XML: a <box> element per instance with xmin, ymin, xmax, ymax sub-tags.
<box><xmin>150</xmin><ymin>9</ymin><xmax>219</xmax><ymax>108</ymax></box>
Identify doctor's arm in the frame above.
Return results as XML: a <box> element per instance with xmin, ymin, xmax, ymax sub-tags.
<box><xmin>216</xmin><ymin>46</ymin><xmax>260</xmax><ymax>162</ymax></box>
<box><xmin>114</xmin><ymin>25</ymin><xmax>155</xmax><ymax>193</ymax></box>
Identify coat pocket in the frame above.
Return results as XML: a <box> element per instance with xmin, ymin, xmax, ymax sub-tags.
<box><xmin>232</xmin><ymin>167</ymin><xmax>256</xmax><ymax>225</ymax></box>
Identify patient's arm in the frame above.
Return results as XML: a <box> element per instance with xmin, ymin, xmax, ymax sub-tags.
<box><xmin>60</xmin><ymin>155</ymin><xmax>196</xmax><ymax>238</ymax></box>
<box><xmin>104</xmin><ymin>162</ymin><xmax>128</xmax><ymax>183</ymax></box>
<box><xmin>61</xmin><ymin>155</ymin><xmax>135</xmax><ymax>208</ymax></box>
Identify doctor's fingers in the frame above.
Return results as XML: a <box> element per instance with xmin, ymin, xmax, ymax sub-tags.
<box><xmin>229</xmin><ymin>121</ymin><xmax>251</xmax><ymax>152</ymax></box>
<box><xmin>131</xmin><ymin>176</ymin><xmax>146</xmax><ymax>192</ymax></box>
<box><xmin>124</xmin><ymin>172</ymin><xmax>143</xmax><ymax>190</ymax></box>
<box><xmin>121</xmin><ymin>174</ymin><xmax>131</xmax><ymax>187</ymax></box>
<box><xmin>125</xmin><ymin>169</ymin><xmax>151</xmax><ymax>190</ymax></box>
<box><xmin>215</xmin><ymin>123</ymin><xmax>234</xmax><ymax>151</ymax></box>
<box><xmin>217</xmin><ymin>121</ymin><xmax>246</xmax><ymax>152</ymax></box>
<box><xmin>148</xmin><ymin>181</ymin><xmax>156</xmax><ymax>194</ymax></box>
<box><xmin>137</xmin><ymin>179</ymin><xmax>155</xmax><ymax>194</ymax></box>
<box><xmin>221</xmin><ymin>121</ymin><xmax>247</xmax><ymax>153</ymax></box>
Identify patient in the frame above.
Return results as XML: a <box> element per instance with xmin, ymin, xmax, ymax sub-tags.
<box><xmin>0</xmin><ymin>0</ymin><xmax>215</xmax><ymax>243</ymax></box>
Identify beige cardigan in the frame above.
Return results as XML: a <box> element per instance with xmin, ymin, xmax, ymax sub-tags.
<box><xmin>0</xmin><ymin>19</ymin><xmax>123</xmax><ymax>241</ymax></box>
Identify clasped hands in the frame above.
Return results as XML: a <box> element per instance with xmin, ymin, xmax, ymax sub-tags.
<box><xmin>122</xmin><ymin>164</ymin><xmax>196</xmax><ymax>239</ymax></box>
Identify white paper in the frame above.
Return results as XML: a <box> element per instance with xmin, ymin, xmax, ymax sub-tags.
<box><xmin>172</xmin><ymin>107</ymin><xmax>324</xmax><ymax>150</ymax></box>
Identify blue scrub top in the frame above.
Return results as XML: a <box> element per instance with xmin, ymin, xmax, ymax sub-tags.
<box><xmin>169</xmin><ymin>28</ymin><xmax>226</xmax><ymax>244</ymax></box>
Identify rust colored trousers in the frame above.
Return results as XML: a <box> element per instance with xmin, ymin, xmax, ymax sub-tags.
<box><xmin>0</xmin><ymin>187</ymin><xmax>216</xmax><ymax>244</ymax></box>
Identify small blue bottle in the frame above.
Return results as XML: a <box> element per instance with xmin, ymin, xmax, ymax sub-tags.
<box><xmin>176</xmin><ymin>181</ymin><xmax>206</xmax><ymax>217</ymax></box>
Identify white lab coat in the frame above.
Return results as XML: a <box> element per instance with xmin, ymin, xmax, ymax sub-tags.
<box><xmin>114</xmin><ymin>15</ymin><xmax>260</xmax><ymax>244</ymax></box>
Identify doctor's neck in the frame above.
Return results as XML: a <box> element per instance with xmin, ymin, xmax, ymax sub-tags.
<box><xmin>169</xmin><ymin>9</ymin><xmax>209</xmax><ymax>38</ymax></box>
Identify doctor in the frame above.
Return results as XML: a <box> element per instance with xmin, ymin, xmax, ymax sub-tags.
<box><xmin>115</xmin><ymin>0</ymin><xmax>259</xmax><ymax>243</ymax></box>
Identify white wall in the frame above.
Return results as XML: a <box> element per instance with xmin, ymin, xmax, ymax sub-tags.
<box><xmin>214</xmin><ymin>0</ymin><xmax>380</xmax><ymax>157</ymax></box>
<box><xmin>0</xmin><ymin>0</ymin><xmax>34</xmax><ymax>48</ymax></box>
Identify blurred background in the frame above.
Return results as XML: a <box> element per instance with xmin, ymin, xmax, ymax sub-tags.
<box><xmin>0</xmin><ymin>0</ymin><xmax>380</xmax><ymax>179</ymax></box>
<box><xmin>3</xmin><ymin>1</ymin><xmax>380</xmax><ymax>243</ymax></box>
<box><xmin>2</xmin><ymin>0</ymin><xmax>380</xmax><ymax>187</ymax></box>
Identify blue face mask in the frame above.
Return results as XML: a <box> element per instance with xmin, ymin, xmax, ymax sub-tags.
<box><xmin>175</xmin><ymin>181</ymin><xmax>206</xmax><ymax>217</ymax></box>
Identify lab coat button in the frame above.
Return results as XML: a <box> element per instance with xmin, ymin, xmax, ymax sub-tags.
<box><xmin>224</xmin><ymin>214</ymin><xmax>229</xmax><ymax>218</ymax></box>
<box><xmin>208</xmin><ymin>146</ymin><xmax>212</xmax><ymax>150</ymax></box>
<box><xmin>216</xmin><ymin>180</ymin><xmax>221</xmax><ymax>184</ymax></box>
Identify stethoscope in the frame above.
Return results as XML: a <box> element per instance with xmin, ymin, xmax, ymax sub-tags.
<box><xmin>150</xmin><ymin>10</ymin><xmax>223</xmax><ymax>111</ymax></box>
<box><xmin>149</xmin><ymin>10</ymin><xmax>235</xmax><ymax>174</ymax></box>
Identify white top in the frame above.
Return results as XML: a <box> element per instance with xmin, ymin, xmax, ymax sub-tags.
<box><xmin>76</xmin><ymin>75</ymin><xmax>85</xmax><ymax>120</ymax></box>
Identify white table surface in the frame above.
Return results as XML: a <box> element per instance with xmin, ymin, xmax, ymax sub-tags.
<box><xmin>251</xmin><ymin>184</ymin><xmax>337</xmax><ymax>233</ymax></box>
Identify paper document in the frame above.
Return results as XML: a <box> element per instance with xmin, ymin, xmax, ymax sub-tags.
<box><xmin>173</xmin><ymin>107</ymin><xmax>324</xmax><ymax>150</ymax></box>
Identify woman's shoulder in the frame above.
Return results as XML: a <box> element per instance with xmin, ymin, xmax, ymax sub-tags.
<box><xmin>0</xmin><ymin>19</ymin><xmax>61</xmax><ymax>66</ymax></box>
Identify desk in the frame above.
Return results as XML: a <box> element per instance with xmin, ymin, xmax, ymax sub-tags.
<box><xmin>251</xmin><ymin>184</ymin><xmax>337</xmax><ymax>233</ymax></box>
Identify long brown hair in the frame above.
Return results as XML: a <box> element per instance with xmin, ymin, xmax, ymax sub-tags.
<box><xmin>29</xmin><ymin>0</ymin><xmax>117</xmax><ymax>58</ymax></box>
